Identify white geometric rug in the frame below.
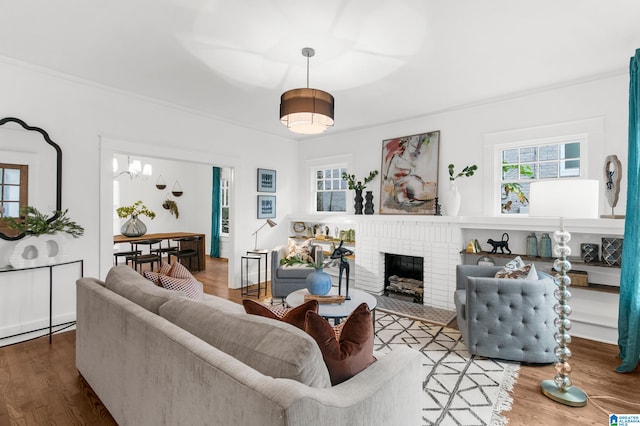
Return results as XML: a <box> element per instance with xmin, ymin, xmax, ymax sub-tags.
<box><xmin>374</xmin><ymin>312</ymin><xmax>520</xmax><ymax>426</ymax></box>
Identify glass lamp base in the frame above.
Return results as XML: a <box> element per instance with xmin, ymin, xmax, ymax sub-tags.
<box><xmin>540</xmin><ymin>380</ymin><xmax>587</xmax><ymax>407</ymax></box>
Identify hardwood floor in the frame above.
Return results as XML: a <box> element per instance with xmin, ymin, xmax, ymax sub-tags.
<box><xmin>0</xmin><ymin>257</ymin><xmax>638</xmax><ymax>425</ymax></box>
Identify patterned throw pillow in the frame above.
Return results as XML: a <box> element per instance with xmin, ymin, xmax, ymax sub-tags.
<box><xmin>142</xmin><ymin>262</ymin><xmax>181</xmax><ymax>285</ymax></box>
<box><xmin>158</xmin><ymin>274</ymin><xmax>204</xmax><ymax>300</ymax></box>
<box><xmin>286</xmin><ymin>239</ymin><xmax>314</xmax><ymax>264</ymax></box>
<box><xmin>242</xmin><ymin>299</ymin><xmax>319</xmax><ymax>330</ymax></box>
<box><xmin>168</xmin><ymin>261</ymin><xmax>193</xmax><ymax>279</ymax></box>
<box><xmin>304</xmin><ymin>303</ymin><xmax>376</xmax><ymax>385</ymax></box>
<box><xmin>495</xmin><ymin>256</ymin><xmax>539</xmax><ymax>280</ymax></box>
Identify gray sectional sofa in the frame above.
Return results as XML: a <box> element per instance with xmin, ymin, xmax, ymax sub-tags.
<box><xmin>76</xmin><ymin>265</ymin><xmax>422</xmax><ymax>425</ymax></box>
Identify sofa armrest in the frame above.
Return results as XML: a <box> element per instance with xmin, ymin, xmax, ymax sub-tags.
<box><xmin>272</xmin><ymin>346</ymin><xmax>422</xmax><ymax>426</ymax></box>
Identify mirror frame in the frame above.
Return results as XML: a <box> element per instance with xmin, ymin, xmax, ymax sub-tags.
<box><xmin>0</xmin><ymin>117</ymin><xmax>62</xmax><ymax>241</ymax></box>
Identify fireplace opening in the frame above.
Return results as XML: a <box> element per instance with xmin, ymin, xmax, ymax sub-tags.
<box><xmin>384</xmin><ymin>253</ymin><xmax>424</xmax><ymax>303</ymax></box>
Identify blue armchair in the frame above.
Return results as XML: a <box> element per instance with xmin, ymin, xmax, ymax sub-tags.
<box><xmin>270</xmin><ymin>244</ymin><xmax>324</xmax><ymax>300</ymax></box>
<box><xmin>454</xmin><ymin>264</ymin><xmax>557</xmax><ymax>363</ymax></box>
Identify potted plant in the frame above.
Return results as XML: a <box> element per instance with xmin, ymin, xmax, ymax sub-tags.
<box><xmin>341</xmin><ymin>170</ymin><xmax>379</xmax><ymax>214</ymax></box>
<box><xmin>6</xmin><ymin>206</ymin><xmax>84</xmax><ymax>237</ymax></box>
<box><xmin>5</xmin><ymin>206</ymin><xmax>84</xmax><ymax>268</ymax></box>
<box><xmin>445</xmin><ymin>164</ymin><xmax>478</xmax><ymax>216</ymax></box>
<box><xmin>162</xmin><ymin>199</ymin><xmax>179</xmax><ymax>218</ymax></box>
<box><xmin>116</xmin><ymin>200</ymin><xmax>156</xmax><ymax>237</ymax></box>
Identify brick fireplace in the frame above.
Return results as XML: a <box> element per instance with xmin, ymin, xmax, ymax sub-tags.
<box><xmin>353</xmin><ymin>218</ymin><xmax>462</xmax><ymax>311</ymax></box>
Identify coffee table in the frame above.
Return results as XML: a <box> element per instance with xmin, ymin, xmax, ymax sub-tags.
<box><xmin>286</xmin><ymin>287</ymin><xmax>377</xmax><ymax>324</ymax></box>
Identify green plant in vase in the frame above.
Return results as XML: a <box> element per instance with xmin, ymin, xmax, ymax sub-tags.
<box><xmin>341</xmin><ymin>170</ymin><xmax>379</xmax><ymax>214</ymax></box>
<box><xmin>5</xmin><ymin>206</ymin><xmax>84</xmax><ymax>237</ymax></box>
<box><xmin>116</xmin><ymin>200</ymin><xmax>155</xmax><ymax>237</ymax></box>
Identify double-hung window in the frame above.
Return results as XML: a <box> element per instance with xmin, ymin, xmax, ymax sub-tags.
<box><xmin>313</xmin><ymin>165</ymin><xmax>347</xmax><ymax>213</ymax></box>
<box><xmin>221</xmin><ymin>178</ymin><xmax>230</xmax><ymax>235</ymax></box>
<box><xmin>0</xmin><ymin>163</ymin><xmax>28</xmax><ymax>219</ymax></box>
<box><xmin>500</xmin><ymin>138</ymin><xmax>583</xmax><ymax>214</ymax></box>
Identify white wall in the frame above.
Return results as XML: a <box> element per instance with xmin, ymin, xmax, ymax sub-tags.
<box><xmin>0</xmin><ymin>58</ymin><xmax>297</xmax><ymax>345</ymax></box>
<box><xmin>293</xmin><ymin>72</ymin><xmax>629</xmax><ymax>343</ymax></box>
<box><xmin>295</xmin><ymin>73</ymin><xmax>629</xmax><ymax>216</ymax></box>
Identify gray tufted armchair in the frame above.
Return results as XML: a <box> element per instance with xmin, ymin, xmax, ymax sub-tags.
<box><xmin>454</xmin><ymin>264</ymin><xmax>557</xmax><ymax>363</ymax></box>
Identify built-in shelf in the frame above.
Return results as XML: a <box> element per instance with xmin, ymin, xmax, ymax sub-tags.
<box><xmin>461</xmin><ymin>251</ymin><xmax>620</xmax><ymax>294</ymax></box>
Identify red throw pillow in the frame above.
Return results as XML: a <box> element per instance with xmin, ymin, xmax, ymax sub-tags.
<box><xmin>242</xmin><ymin>299</ymin><xmax>318</xmax><ymax>330</ymax></box>
<box><xmin>304</xmin><ymin>302</ymin><xmax>376</xmax><ymax>385</ymax></box>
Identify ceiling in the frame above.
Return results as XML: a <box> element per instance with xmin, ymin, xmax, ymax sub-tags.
<box><xmin>1</xmin><ymin>0</ymin><xmax>640</xmax><ymax>139</ymax></box>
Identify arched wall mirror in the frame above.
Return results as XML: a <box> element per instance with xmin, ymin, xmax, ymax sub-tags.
<box><xmin>0</xmin><ymin>117</ymin><xmax>62</xmax><ymax>240</ymax></box>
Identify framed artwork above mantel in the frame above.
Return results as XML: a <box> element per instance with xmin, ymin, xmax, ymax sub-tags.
<box><xmin>379</xmin><ymin>130</ymin><xmax>440</xmax><ymax>215</ymax></box>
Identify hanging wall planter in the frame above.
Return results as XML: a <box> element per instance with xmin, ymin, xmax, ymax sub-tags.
<box><xmin>156</xmin><ymin>174</ymin><xmax>167</xmax><ymax>190</ymax></box>
<box><xmin>162</xmin><ymin>199</ymin><xmax>179</xmax><ymax>218</ymax></box>
<box><xmin>172</xmin><ymin>180</ymin><xmax>183</xmax><ymax>197</ymax></box>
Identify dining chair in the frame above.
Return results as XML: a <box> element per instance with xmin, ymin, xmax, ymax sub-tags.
<box><xmin>113</xmin><ymin>242</ymin><xmax>141</xmax><ymax>266</ymax></box>
<box><xmin>151</xmin><ymin>239</ymin><xmax>178</xmax><ymax>263</ymax></box>
<box><xmin>168</xmin><ymin>236</ymin><xmax>201</xmax><ymax>271</ymax></box>
<box><xmin>131</xmin><ymin>239</ymin><xmax>162</xmax><ymax>273</ymax></box>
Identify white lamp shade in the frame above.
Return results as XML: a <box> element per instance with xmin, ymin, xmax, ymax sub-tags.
<box><xmin>142</xmin><ymin>164</ymin><xmax>152</xmax><ymax>176</ymax></box>
<box><xmin>529</xmin><ymin>179</ymin><xmax>599</xmax><ymax>219</ymax></box>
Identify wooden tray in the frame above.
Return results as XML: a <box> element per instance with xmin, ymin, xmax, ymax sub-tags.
<box><xmin>304</xmin><ymin>294</ymin><xmax>346</xmax><ymax>304</ymax></box>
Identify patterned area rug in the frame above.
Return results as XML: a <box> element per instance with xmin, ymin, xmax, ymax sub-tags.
<box><xmin>374</xmin><ymin>294</ymin><xmax>457</xmax><ymax>326</ymax></box>
<box><xmin>375</xmin><ymin>312</ymin><xmax>519</xmax><ymax>426</ymax></box>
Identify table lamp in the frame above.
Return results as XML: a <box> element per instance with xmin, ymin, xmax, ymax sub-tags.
<box><xmin>529</xmin><ymin>179</ymin><xmax>599</xmax><ymax>407</ymax></box>
<box><xmin>252</xmin><ymin>219</ymin><xmax>277</xmax><ymax>250</ymax></box>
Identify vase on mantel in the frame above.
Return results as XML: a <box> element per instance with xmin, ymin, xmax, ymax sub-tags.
<box><xmin>445</xmin><ymin>182</ymin><xmax>462</xmax><ymax>216</ymax></box>
<box><xmin>364</xmin><ymin>191</ymin><xmax>374</xmax><ymax>215</ymax></box>
<box><xmin>354</xmin><ymin>189</ymin><xmax>364</xmax><ymax>215</ymax></box>
<box><xmin>121</xmin><ymin>215</ymin><xmax>147</xmax><ymax>237</ymax></box>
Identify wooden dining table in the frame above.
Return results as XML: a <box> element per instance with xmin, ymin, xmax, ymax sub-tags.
<box><xmin>113</xmin><ymin>232</ymin><xmax>206</xmax><ymax>271</ymax></box>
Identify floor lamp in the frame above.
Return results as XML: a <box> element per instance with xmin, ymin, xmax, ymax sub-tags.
<box><xmin>529</xmin><ymin>179</ymin><xmax>599</xmax><ymax>407</ymax></box>
<box><xmin>252</xmin><ymin>219</ymin><xmax>277</xmax><ymax>250</ymax></box>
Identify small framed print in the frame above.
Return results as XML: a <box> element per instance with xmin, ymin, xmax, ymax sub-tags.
<box><xmin>257</xmin><ymin>168</ymin><xmax>276</xmax><ymax>192</ymax></box>
<box><xmin>257</xmin><ymin>195</ymin><xmax>276</xmax><ymax>219</ymax></box>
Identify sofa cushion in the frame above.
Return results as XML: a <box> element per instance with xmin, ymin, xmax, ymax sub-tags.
<box><xmin>276</xmin><ymin>263</ymin><xmax>315</xmax><ymax>279</ymax></box>
<box><xmin>286</xmin><ymin>238</ymin><xmax>315</xmax><ymax>263</ymax></box>
<box><xmin>159</xmin><ymin>275</ymin><xmax>203</xmax><ymax>300</ymax></box>
<box><xmin>159</xmin><ymin>296</ymin><xmax>332</xmax><ymax>388</ymax></box>
<box><xmin>143</xmin><ymin>263</ymin><xmax>173</xmax><ymax>285</ymax></box>
<box><xmin>304</xmin><ymin>302</ymin><xmax>376</xmax><ymax>386</ymax></box>
<box><xmin>242</xmin><ymin>299</ymin><xmax>318</xmax><ymax>330</ymax></box>
<box><xmin>495</xmin><ymin>256</ymin><xmax>538</xmax><ymax>280</ymax></box>
<box><xmin>104</xmin><ymin>265</ymin><xmax>186</xmax><ymax>314</ymax></box>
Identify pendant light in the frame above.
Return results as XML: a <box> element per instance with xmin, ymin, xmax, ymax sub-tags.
<box><xmin>280</xmin><ymin>47</ymin><xmax>334</xmax><ymax>135</ymax></box>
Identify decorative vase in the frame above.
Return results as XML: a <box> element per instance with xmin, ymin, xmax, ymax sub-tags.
<box><xmin>306</xmin><ymin>269</ymin><xmax>332</xmax><ymax>295</ymax></box>
<box><xmin>580</xmin><ymin>243</ymin><xmax>599</xmax><ymax>263</ymax></box>
<box><xmin>445</xmin><ymin>182</ymin><xmax>461</xmax><ymax>216</ymax></box>
<box><xmin>9</xmin><ymin>235</ymin><xmax>49</xmax><ymax>268</ymax></box>
<box><xmin>364</xmin><ymin>191</ymin><xmax>374</xmax><ymax>215</ymax></box>
<box><xmin>354</xmin><ymin>189</ymin><xmax>364</xmax><ymax>215</ymax></box>
<box><xmin>121</xmin><ymin>215</ymin><xmax>147</xmax><ymax>237</ymax></box>
<box><xmin>540</xmin><ymin>233</ymin><xmax>552</xmax><ymax>258</ymax></box>
<box><xmin>526</xmin><ymin>233</ymin><xmax>538</xmax><ymax>257</ymax></box>
<box><xmin>601</xmin><ymin>238</ymin><xmax>623</xmax><ymax>266</ymax></box>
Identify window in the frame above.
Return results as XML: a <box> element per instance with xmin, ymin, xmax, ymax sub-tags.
<box><xmin>500</xmin><ymin>140</ymin><xmax>582</xmax><ymax>214</ymax></box>
<box><xmin>313</xmin><ymin>166</ymin><xmax>347</xmax><ymax>212</ymax></box>
<box><xmin>0</xmin><ymin>163</ymin><xmax>28</xmax><ymax>219</ymax></box>
<box><xmin>221</xmin><ymin>178</ymin><xmax>229</xmax><ymax>235</ymax></box>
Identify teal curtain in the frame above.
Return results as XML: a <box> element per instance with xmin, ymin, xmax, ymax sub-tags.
<box><xmin>210</xmin><ymin>167</ymin><xmax>221</xmax><ymax>258</ymax></box>
<box><xmin>617</xmin><ymin>48</ymin><xmax>640</xmax><ymax>372</ymax></box>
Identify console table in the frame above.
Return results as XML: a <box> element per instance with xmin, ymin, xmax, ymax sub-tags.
<box><xmin>0</xmin><ymin>259</ymin><xmax>84</xmax><ymax>344</ymax></box>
